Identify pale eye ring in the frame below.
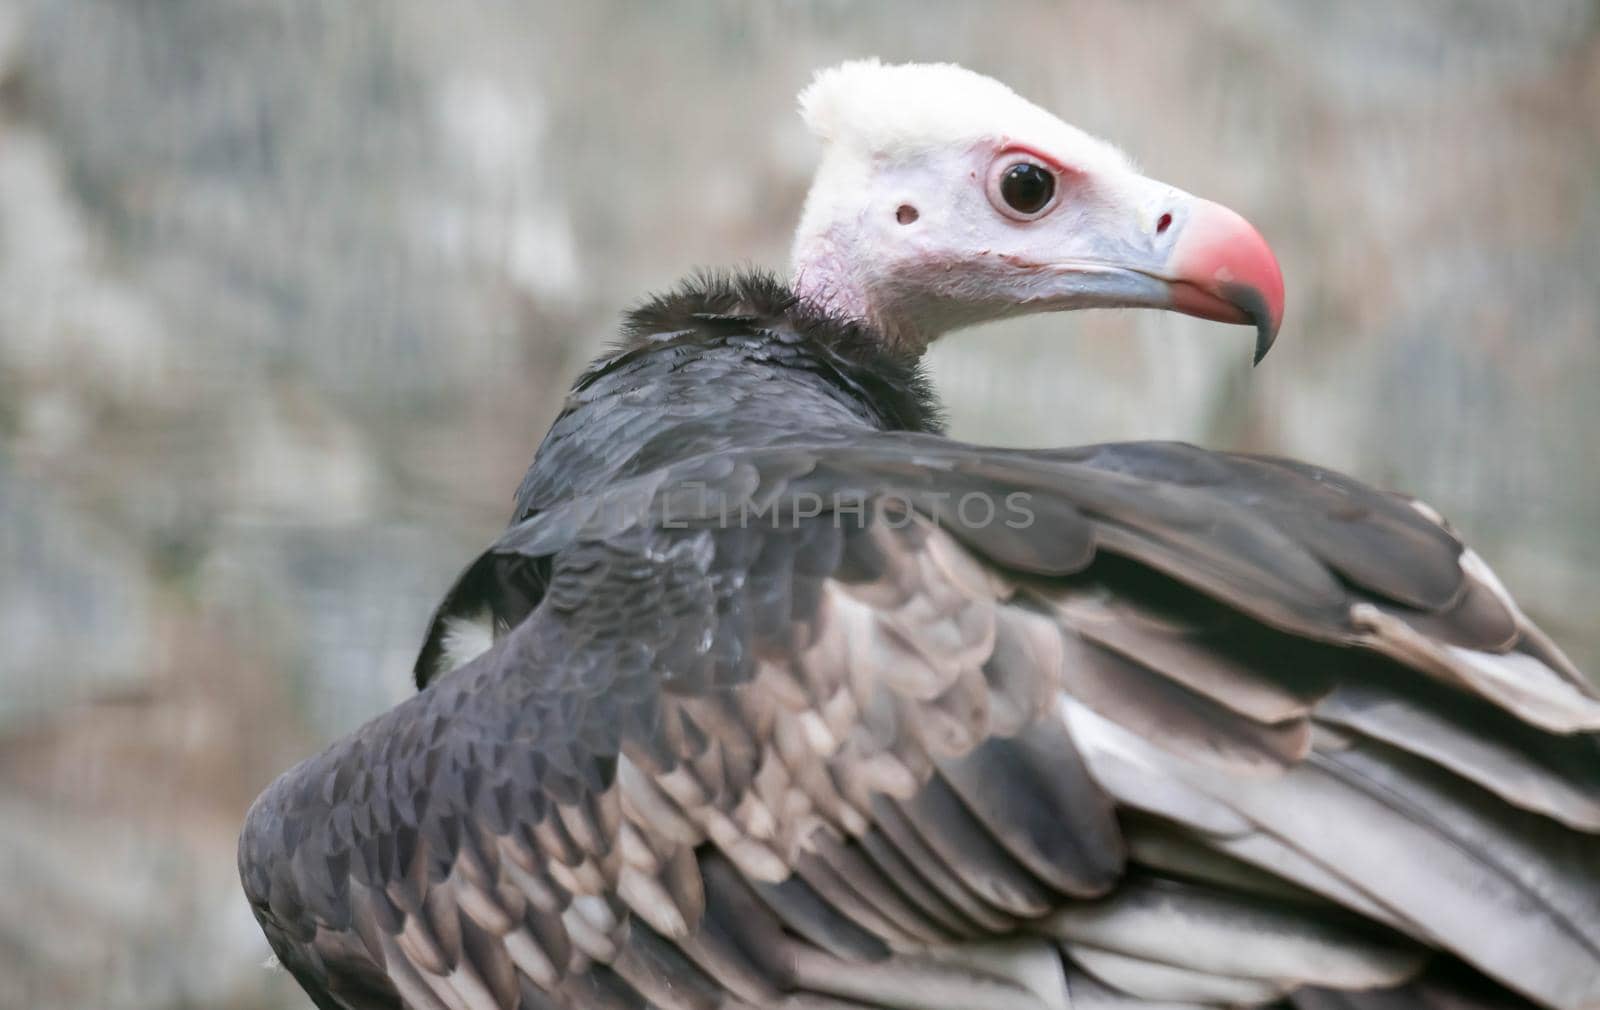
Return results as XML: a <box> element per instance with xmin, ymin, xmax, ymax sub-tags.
<box><xmin>988</xmin><ymin>158</ymin><xmax>1058</xmax><ymax>220</ymax></box>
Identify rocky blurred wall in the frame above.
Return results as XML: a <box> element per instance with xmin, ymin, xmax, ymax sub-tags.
<box><xmin>0</xmin><ymin>2</ymin><xmax>1596</xmax><ymax>1007</ymax></box>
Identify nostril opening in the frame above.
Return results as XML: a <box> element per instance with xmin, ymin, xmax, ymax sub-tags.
<box><xmin>1156</xmin><ymin>212</ymin><xmax>1173</xmax><ymax>235</ymax></box>
<box><xmin>896</xmin><ymin>204</ymin><xmax>919</xmax><ymax>225</ymax></box>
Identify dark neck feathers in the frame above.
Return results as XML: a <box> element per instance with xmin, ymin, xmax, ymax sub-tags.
<box><xmin>612</xmin><ymin>270</ymin><xmax>944</xmax><ymax>435</ymax></box>
<box><xmin>511</xmin><ymin>272</ymin><xmax>943</xmax><ymax>524</ymax></box>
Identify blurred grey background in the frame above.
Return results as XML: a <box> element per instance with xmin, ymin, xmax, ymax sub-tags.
<box><xmin>0</xmin><ymin>1</ymin><xmax>1596</xmax><ymax>1007</ymax></box>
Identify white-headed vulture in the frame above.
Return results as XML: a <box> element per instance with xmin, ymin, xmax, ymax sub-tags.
<box><xmin>239</xmin><ymin>61</ymin><xmax>1600</xmax><ymax>1010</ymax></box>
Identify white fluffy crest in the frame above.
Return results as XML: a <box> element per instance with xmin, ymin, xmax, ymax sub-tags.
<box><xmin>798</xmin><ymin>59</ymin><xmax>1132</xmax><ymax>173</ymax></box>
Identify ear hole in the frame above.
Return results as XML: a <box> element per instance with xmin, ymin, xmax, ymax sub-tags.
<box><xmin>895</xmin><ymin>204</ymin><xmax>919</xmax><ymax>225</ymax></box>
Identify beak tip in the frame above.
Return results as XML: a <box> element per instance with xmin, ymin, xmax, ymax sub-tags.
<box><xmin>1220</xmin><ymin>281</ymin><xmax>1281</xmax><ymax>366</ymax></box>
<box><xmin>1253</xmin><ymin>325</ymin><xmax>1275</xmax><ymax>366</ymax></box>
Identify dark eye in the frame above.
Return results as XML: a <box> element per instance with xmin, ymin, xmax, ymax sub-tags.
<box><xmin>999</xmin><ymin>162</ymin><xmax>1055</xmax><ymax>216</ymax></box>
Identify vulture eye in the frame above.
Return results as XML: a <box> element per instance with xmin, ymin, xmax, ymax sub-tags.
<box><xmin>997</xmin><ymin>162</ymin><xmax>1056</xmax><ymax>218</ymax></box>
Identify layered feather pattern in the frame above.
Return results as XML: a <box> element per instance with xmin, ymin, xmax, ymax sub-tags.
<box><xmin>240</xmin><ymin>275</ymin><xmax>1600</xmax><ymax>1010</ymax></box>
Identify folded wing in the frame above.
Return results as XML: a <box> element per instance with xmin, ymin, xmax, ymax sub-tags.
<box><xmin>241</xmin><ymin>437</ymin><xmax>1600</xmax><ymax>1010</ymax></box>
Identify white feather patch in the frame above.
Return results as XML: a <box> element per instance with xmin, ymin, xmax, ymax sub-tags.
<box><xmin>438</xmin><ymin>608</ymin><xmax>496</xmax><ymax>673</ymax></box>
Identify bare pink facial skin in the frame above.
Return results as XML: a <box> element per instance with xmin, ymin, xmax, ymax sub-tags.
<box><xmin>791</xmin><ymin>61</ymin><xmax>1286</xmax><ymax>360</ymax></box>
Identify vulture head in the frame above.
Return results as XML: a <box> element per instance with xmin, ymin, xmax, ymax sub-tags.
<box><xmin>791</xmin><ymin>60</ymin><xmax>1285</xmax><ymax>361</ymax></box>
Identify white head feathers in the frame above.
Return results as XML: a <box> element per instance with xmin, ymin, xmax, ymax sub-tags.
<box><xmin>797</xmin><ymin>59</ymin><xmax>1132</xmax><ymax>173</ymax></box>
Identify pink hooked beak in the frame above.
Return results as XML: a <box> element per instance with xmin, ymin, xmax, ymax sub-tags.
<box><xmin>1162</xmin><ymin>198</ymin><xmax>1286</xmax><ymax>364</ymax></box>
